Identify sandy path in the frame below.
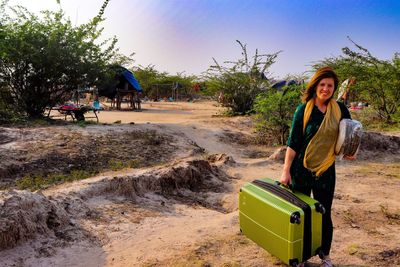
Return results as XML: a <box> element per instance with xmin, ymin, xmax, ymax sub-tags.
<box><xmin>1</xmin><ymin>100</ymin><xmax>399</xmax><ymax>267</ymax></box>
<box><xmin>83</xmin><ymin>101</ymin><xmax>222</xmax><ymax>124</ymax></box>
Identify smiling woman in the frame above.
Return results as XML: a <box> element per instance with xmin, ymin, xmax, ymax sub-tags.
<box><xmin>280</xmin><ymin>67</ymin><xmax>352</xmax><ymax>267</ymax></box>
<box><xmin>315</xmin><ymin>78</ymin><xmax>335</xmax><ymax>110</ymax></box>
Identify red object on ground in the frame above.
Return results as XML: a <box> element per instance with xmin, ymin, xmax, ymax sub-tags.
<box><xmin>59</xmin><ymin>104</ymin><xmax>79</xmax><ymax>111</ymax></box>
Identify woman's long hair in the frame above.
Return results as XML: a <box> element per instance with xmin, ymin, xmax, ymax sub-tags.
<box><xmin>302</xmin><ymin>67</ymin><xmax>339</xmax><ymax>103</ymax></box>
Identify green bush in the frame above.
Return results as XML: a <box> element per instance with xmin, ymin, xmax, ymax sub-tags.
<box><xmin>351</xmin><ymin>107</ymin><xmax>400</xmax><ymax>132</ymax></box>
<box><xmin>0</xmin><ymin>0</ymin><xmax>123</xmax><ymax>118</ymax></box>
<box><xmin>205</xmin><ymin>40</ymin><xmax>280</xmax><ymax>115</ymax></box>
<box><xmin>253</xmin><ymin>84</ymin><xmax>302</xmax><ymax>145</ymax></box>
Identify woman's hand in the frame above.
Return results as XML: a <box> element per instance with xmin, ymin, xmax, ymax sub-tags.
<box><xmin>280</xmin><ymin>170</ymin><xmax>292</xmax><ymax>186</ymax></box>
<box><xmin>280</xmin><ymin>147</ymin><xmax>296</xmax><ymax>186</ymax></box>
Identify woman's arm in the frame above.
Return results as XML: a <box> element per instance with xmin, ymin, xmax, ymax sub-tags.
<box><xmin>280</xmin><ymin>104</ymin><xmax>304</xmax><ymax>185</ymax></box>
<box><xmin>280</xmin><ymin>147</ymin><xmax>297</xmax><ymax>185</ymax></box>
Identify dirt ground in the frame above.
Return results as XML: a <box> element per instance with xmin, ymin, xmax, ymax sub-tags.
<box><xmin>0</xmin><ymin>100</ymin><xmax>399</xmax><ymax>267</ymax></box>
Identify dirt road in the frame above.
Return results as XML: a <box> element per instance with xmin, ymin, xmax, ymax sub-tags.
<box><xmin>0</xmin><ymin>101</ymin><xmax>399</xmax><ymax>266</ymax></box>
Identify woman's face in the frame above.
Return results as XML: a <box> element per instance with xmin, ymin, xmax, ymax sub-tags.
<box><xmin>316</xmin><ymin>78</ymin><xmax>335</xmax><ymax>103</ymax></box>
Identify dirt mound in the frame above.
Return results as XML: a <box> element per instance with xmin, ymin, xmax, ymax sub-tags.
<box><xmin>0</xmin><ymin>190</ymin><xmax>70</xmax><ymax>250</ymax></box>
<box><xmin>206</xmin><ymin>153</ymin><xmax>236</xmax><ymax>166</ymax></box>
<box><xmin>359</xmin><ymin>132</ymin><xmax>400</xmax><ymax>160</ymax></box>
<box><xmin>0</xmin><ymin>125</ymin><xmax>189</xmax><ymax>189</ymax></box>
<box><xmin>0</xmin><ymin>132</ymin><xmax>14</xmax><ymax>145</ymax></box>
<box><xmin>219</xmin><ymin>130</ymin><xmax>252</xmax><ymax>145</ymax></box>
<box><xmin>0</xmin><ymin>157</ymin><xmax>232</xmax><ymax>252</ymax></box>
<box><xmin>218</xmin><ymin>130</ymin><xmax>275</xmax><ymax>159</ymax></box>
<box><xmin>360</xmin><ymin>132</ymin><xmax>400</xmax><ymax>152</ymax></box>
<box><xmin>268</xmin><ymin>147</ymin><xmax>286</xmax><ymax>163</ymax></box>
<box><xmin>73</xmin><ymin>158</ymin><xmax>233</xmax><ymax>212</ymax></box>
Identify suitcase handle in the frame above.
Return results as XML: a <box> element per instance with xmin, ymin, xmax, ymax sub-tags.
<box><xmin>275</xmin><ymin>181</ymin><xmax>294</xmax><ymax>192</ymax></box>
<box><xmin>275</xmin><ymin>181</ymin><xmax>326</xmax><ymax>214</ymax></box>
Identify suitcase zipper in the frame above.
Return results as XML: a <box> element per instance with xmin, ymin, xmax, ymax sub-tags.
<box><xmin>251</xmin><ymin>179</ymin><xmax>313</xmax><ymax>262</ymax></box>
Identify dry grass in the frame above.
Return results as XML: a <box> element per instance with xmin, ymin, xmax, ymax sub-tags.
<box><xmin>355</xmin><ymin>163</ymin><xmax>400</xmax><ymax>179</ymax></box>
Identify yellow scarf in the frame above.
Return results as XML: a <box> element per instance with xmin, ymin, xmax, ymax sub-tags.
<box><xmin>303</xmin><ymin>98</ymin><xmax>341</xmax><ymax>177</ymax></box>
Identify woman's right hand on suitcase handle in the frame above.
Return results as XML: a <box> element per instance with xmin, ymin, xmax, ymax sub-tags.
<box><xmin>280</xmin><ymin>169</ymin><xmax>292</xmax><ymax>187</ymax></box>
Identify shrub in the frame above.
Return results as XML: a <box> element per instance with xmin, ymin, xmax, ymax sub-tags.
<box><xmin>205</xmin><ymin>40</ymin><xmax>280</xmax><ymax>115</ymax></box>
<box><xmin>253</xmin><ymin>84</ymin><xmax>302</xmax><ymax>145</ymax></box>
<box><xmin>0</xmin><ymin>0</ymin><xmax>123</xmax><ymax>117</ymax></box>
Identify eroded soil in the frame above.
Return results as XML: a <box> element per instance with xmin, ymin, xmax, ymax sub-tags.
<box><xmin>0</xmin><ymin>101</ymin><xmax>399</xmax><ymax>267</ymax></box>
<box><xmin>0</xmin><ymin>124</ymin><xmax>197</xmax><ymax>189</ymax></box>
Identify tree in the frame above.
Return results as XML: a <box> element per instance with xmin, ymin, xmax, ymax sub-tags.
<box><xmin>0</xmin><ymin>85</ymin><xmax>16</xmax><ymax>123</ymax></box>
<box><xmin>133</xmin><ymin>66</ymin><xmax>196</xmax><ymax>100</ymax></box>
<box><xmin>315</xmin><ymin>38</ymin><xmax>400</xmax><ymax>123</ymax></box>
<box><xmin>0</xmin><ymin>0</ymin><xmax>124</xmax><ymax>117</ymax></box>
<box><xmin>205</xmin><ymin>40</ymin><xmax>280</xmax><ymax>115</ymax></box>
<box><xmin>253</xmin><ymin>81</ymin><xmax>303</xmax><ymax>145</ymax></box>
<box><xmin>133</xmin><ymin>65</ymin><xmax>161</xmax><ymax>94</ymax></box>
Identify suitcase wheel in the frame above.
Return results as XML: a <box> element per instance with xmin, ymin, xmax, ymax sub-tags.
<box><xmin>290</xmin><ymin>211</ymin><xmax>301</xmax><ymax>224</ymax></box>
<box><xmin>315</xmin><ymin>203</ymin><xmax>326</xmax><ymax>214</ymax></box>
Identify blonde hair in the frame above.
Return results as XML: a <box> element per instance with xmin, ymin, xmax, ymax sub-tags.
<box><xmin>302</xmin><ymin>67</ymin><xmax>339</xmax><ymax>103</ymax></box>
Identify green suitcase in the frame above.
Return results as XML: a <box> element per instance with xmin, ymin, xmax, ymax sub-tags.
<box><xmin>239</xmin><ymin>178</ymin><xmax>325</xmax><ymax>266</ymax></box>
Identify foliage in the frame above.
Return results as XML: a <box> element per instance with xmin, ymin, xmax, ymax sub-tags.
<box><xmin>253</xmin><ymin>83</ymin><xmax>303</xmax><ymax>145</ymax></box>
<box><xmin>133</xmin><ymin>65</ymin><xmax>196</xmax><ymax>100</ymax></box>
<box><xmin>205</xmin><ymin>40</ymin><xmax>280</xmax><ymax>115</ymax></box>
<box><xmin>351</xmin><ymin>108</ymin><xmax>400</xmax><ymax>132</ymax></box>
<box><xmin>315</xmin><ymin>37</ymin><xmax>400</xmax><ymax>124</ymax></box>
<box><xmin>108</xmin><ymin>159</ymin><xmax>140</xmax><ymax>171</ymax></box>
<box><xmin>0</xmin><ymin>86</ymin><xmax>16</xmax><ymax>122</ymax></box>
<box><xmin>0</xmin><ymin>0</ymin><xmax>125</xmax><ymax>118</ymax></box>
<box><xmin>133</xmin><ymin>65</ymin><xmax>162</xmax><ymax>94</ymax></box>
<box><xmin>108</xmin><ymin>159</ymin><xmax>126</xmax><ymax>171</ymax></box>
<box><xmin>16</xmin><ymin>170</ymin><xmax>95</xmax><ymax>191</ymax></box>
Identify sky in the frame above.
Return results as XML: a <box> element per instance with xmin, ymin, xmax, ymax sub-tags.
<box><xmin>7</xmin><ymin>0</ymin><xmax>400</xmax><ymax>78</ymax></box>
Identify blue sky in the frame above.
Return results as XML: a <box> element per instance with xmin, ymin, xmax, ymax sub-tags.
<box><xmin>8</xmin><ymin>0</ymin><xmax>400</xmax><ymax>78</ymax></box>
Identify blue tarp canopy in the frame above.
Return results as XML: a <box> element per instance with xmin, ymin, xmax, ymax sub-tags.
<box><xmin>271</xmin><ymin>79</ymin><xmax>299</xmax><ymax>89</ymax></box>
<box><xmin>122</xmin><ymin>70</ymin><xmax>143</xmax><ymax>92</ymax></box>
<box><xmin>271</xmin><ymin>80</ymin><xmax>287</xmax><ymax>89</ymax></box>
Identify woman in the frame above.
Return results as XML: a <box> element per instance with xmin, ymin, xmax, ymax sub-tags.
<box><xmin>280</xmin><ymin>67</ymin><xmax>353</xmax><ymax>267</ymax></box>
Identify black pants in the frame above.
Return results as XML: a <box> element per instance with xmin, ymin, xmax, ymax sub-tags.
<box><xmin>294</xmin><ymin>185</ymin><xmax>335</xmax><ymax>256</ymax></box>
